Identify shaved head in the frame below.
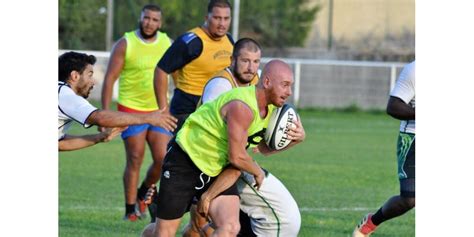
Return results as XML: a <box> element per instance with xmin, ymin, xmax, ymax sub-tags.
<box><xmin>256</xmin><ymin>59</ymin><xmax>294</xmax><ymax>107</ymax></box>
<box><xmin>258</xmin><ymin>59</ymin><xmax>293</xmax><ymax>87</ymax></box>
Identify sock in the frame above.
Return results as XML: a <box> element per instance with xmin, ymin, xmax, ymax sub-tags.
<box><xmin>137</xmin><ymin>182</ymin><xmax>149</xmax><ymax>200</ymax></box>
<box><xmin>126</xmin><ymin>203</ymin><xmax>136</xmax><ymax>214</ymax></box>
<box><xmin>371</xmin><ymin>208</ymin><xmax>386</xmax><ymax>226</ymax></box>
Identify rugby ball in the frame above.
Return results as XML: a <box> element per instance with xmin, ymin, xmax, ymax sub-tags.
<box><xmin>264</xmin><ymin>104</ymin><xmax>299</xmax><ymax>150</ymax></box>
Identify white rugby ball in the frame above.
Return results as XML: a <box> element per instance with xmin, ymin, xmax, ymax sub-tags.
<box><xmin>264</xmin><ymin>104</ymin><xmax>299</xmax><ymax>150</ymax></box>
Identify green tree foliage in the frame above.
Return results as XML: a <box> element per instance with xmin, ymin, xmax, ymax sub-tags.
<box><xmin>240</xmin><ymin>0</ymin><xmax>320</xmax><ymax>48</ymax></box>
<box><xmin>113</xmin><ymin>0</ymin><xmax>206</xmax><ymax>41</ymax></box>
<box><xmin>59</xmin><ymin>0</ymin><xmax>319</xmax><ymax>50</ymax></box>
<box><xmin>59</xmin><ymin>0</ymin><xmax>108</xmax><ymax>50</ymax></box>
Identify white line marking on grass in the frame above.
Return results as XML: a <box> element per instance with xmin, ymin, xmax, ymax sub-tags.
<box><xmin>61</xmin><ymin>205</ymin><xmax>374</xmax><ymax>212</ymax></box>
<box><xmin>61</xmin><ymin>205</ymin><xmax>122</xmax><ymax>211</ymax></box>
<box><xmin>300</xmin><ymin>207</ymin><xmax>374</xmax><ymax>212</ymax></box>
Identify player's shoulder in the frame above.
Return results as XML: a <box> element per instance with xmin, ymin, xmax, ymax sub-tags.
<box><xmin>158</xmin><ymin>31</ymin><xmax>172</xmax><ymax>41</ymax></box>
<box><xmin>111</xmin><ymin>37</ymin><xmax>128</xmax><ymax>53</ymax></box>
<box><xmin>207</xmin><ymin>76</ymin><xmax>233</xmax><ymax>88</ymax></box>
<box><xmin>399</xmin><ymin>60</ymin><xmax>415</xmax><ymax>84</ymax></box>
<box><xmin>225</xmin><ymin>32</ymin><xmax>235</xmax><ymax>44</ymax></box>
<box><xmin>121</xmin><ymin>31</ymin><xmax>136</xmax><ymax>44</ymax></box>
<box><xmin>179</xmin><ymin>31</ymin><xmax>200</xmax><ymax>45</ymax></box>
<box><xmin>58</xmin><ymin>82</ymin><xmax>73</xmax><ymax>95</ymax></box>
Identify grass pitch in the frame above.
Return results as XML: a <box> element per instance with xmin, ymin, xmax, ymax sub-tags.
<box><xmin>59</xmin><ymin>108</ymin><xmax>415</xmax><ymax>236</ymax></box>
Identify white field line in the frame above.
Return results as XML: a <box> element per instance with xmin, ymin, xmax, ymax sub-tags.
<box><xmin>60</xmin><ymin>205</ymin><xmax>374</xmax><ymax>212</ymax></box>
<box><xmin>299</xmin><ymin>207</ymin><xmax>374</xmax><ymax>212</ymax></box>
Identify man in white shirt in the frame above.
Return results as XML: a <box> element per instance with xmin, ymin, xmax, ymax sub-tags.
<box><xmin>353</xmin><ymin>61</ymin><xmax>415</xmax><ymax>237</ymax></box>
<box><xmin>58</xmin><ymin>51</ymin><xmax>177</xmax><ymax>151</ymax></box>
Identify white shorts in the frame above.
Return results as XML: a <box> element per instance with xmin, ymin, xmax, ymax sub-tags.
<box><xmin>238</xmin><ymin>171</ymin><xmax>301</xmax><ymax>237</ymax></box>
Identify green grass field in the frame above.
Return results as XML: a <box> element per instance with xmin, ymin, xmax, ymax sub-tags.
<box><xmin>59</xmin><ymin>108</ymin><xmax>415</xmax><ymax>237</ymax></box>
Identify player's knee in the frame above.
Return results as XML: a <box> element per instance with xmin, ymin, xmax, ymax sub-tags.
<box><xmin>129</xmin><ymin>152</ymin><xmax>144</xmax><ymax>160</ymax></box>
<box><xmin>127</xmin><ymin>152</ymin><xmax>144</xmax><ymax>168</ymax></box>
<box><xmin>283</xmin><ymin>210</ymin><xmax>301</xmax><ymax>236</ymax></box>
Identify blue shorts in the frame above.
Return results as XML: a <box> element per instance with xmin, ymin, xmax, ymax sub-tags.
<box><xmin>121</xmin><ymin>124</ymin><xmax>173</xmax><ymax>139</ymax></box>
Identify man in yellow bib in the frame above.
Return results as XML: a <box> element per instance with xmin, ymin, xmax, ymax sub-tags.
<box><xmin>183</xmin><ymin>38</ymin><xmax>302</xmax><ymax>237</ymax></box>
<box><xmin>153</xmin><ymin>0</ymin><xmax>233</xmax><ymax>126</ymax></box>
<box><xmin>101</xmin><ymin>4</ymin><xmax>172</xmax><ymax>221</ymax></box>
<box><xmin>138</xmin><ymin>0</ymin><xmax>234</xmax><ymax>221</ymax></box>
<box><xmin>140</xmin><ymin>60</ymin><xmax>305</xmax><ymax>237</ymax></box>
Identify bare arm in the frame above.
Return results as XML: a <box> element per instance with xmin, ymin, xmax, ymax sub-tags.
<box><xmin>386</xmin><ymin>96</ymin><xmax>415</xmax><ymax>120</ymax></box>
<box><xmin>223</xmin><ymin>101</ymin><xmax>265</xmax><ymax>189</ymax></box>
<box><xmin>86</xmin><ymin>109</ymin><xmax>177</xmax><ymax>131</ymax></box>
<box><xmin>154</xmin><ymin>67</ymin><xmax>170</xmax><ymax>111</ymax></box>
<box><xmin>171</xmin><ymin>71</ymin><xmax>179</xmax><ymax>87</ymax></box>
<box><xmin>101</xmin><ymin>38</ymin><xmax>126</xmax><ymax>111</ymax></box>
<box><xmin>197</xmin><ymin>166</ymin><xmax>241</xmax><ymax>218</ymax></box>
<box><xmin>58</xmin><ymin>127</ymin><xmax>126</xmax><ymax>151</ymax></box>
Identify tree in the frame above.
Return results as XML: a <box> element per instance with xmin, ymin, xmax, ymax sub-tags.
<box><xmin>59</xmin><ymin>0</ymin><xmax>107</xmax><ymax>50</ymax></box>
<box><xmin>59</xmin><ymin>0</ymin><xmax>320</xmax><ymax>50</ymax></box>
<box><xmin>240</xmin><ymin>0</ymin><xmax>320</xmax><ymax>48</ymax></box>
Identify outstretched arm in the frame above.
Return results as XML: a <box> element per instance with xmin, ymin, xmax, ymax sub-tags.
<box><xmin>86</xmin><ymin>108</ymin><xmax>177</xmax><ymax>131</ymax></box>
<box><xmin>59</xmin><ymin>127</ymin><xmax>126</xmax><ymax>151</ymax></box>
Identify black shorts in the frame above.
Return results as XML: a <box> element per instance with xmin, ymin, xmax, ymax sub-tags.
<box><xmin>169</xmin><ymin>88</ymin><xmax>200</xmax><ymax>115</ymax></box>
<box><xmin>169</xmin><ymin>88</ymin><xmax>201</xmax><ymax>135</ymax></box>
<box><xmin>156</xmin><ymin>140</ymin><xmax>239</xmax><ymax>220</ymax></box>
<box><xmin>397</xmin><ymin>133</ymin><xmax>415</xmax><ymax>198</ymax></box>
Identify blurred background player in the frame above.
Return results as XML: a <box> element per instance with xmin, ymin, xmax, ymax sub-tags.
<box><xmin>58</xmin><ymin>51</ymin><xmax>176</xmax><ymax>152</ymax></box>
<box><xmin>153</xmin><ymin>0</ymin><xmax>233</xmax><ymax>127</ymax></box>
<box><xmin>138</xmin><ymin>0</ymin><xmax>234</xmax><ymax>217</ymax></box>
<box><xmin>182</xmin><ymin>38</ymin><xmax>301</xmax><ymax>237</ymax></box>
<box><xmin>352</xmin><ymin>61</ymin><xmax>415</xmax><ymax>237</ymax></box>
<box><xmin>100</xmin><ymin>4</ymin><xmax>173</xmax><ymax>221</ymax></box>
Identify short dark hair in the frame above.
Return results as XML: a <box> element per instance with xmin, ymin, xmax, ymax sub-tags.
<box><xmin>142</xmin><ymin>4</ymin><xmax>161</xmax><ymax>13</ymax></box>
<box><xmin>207</xmin><ymin>0</ymin><xmax>232</xmax><ymax>13</ymax></box>
<box><xmin>232</xmin><ymin>38</ymin><xmax>262</xmax><ymax>58</ymax></box>
<box><xmin>58</xmin><ymin>51</ymin><xmax>96</xmax><ymax>82</ymax></box>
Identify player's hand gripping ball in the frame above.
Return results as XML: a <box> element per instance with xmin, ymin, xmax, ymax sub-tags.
<box><xmin>264</xmin><ymin>104</ymin><xmax>299</xmax><ymax>150</ymax></box>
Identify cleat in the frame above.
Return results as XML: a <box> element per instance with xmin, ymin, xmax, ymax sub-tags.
<box><xmin>352</xmin><ymin>214</ymin><xmax>377</xmax><ymax>237</ymax></box>
<box><xmin>137</xmin><ymin>198</ymin><xmax>148</xmax><ymax>217</ymax></box>
<box><xmin>123</xmin><ymin>212</ymin><xmax>140</xmax><ymax>222</ymax></box>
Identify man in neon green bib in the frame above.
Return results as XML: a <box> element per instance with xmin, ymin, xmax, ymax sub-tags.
<box><xmin>100</xmin><ymin>4</ymin><xmax>173</xmax><ymax>221</ymax></box>
<box><xmin>141</xmin><ymin>60</ymin><xmax>305</xmax><ymax>237</ymax></box>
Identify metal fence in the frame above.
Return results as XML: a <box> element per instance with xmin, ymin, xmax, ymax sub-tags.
<box><xmin>59</xmin><ymin>49</ymin><xmax>407</xmax><ymax>110</ymax></box>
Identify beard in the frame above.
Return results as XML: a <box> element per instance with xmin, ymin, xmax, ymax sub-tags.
<box><xmin>139</xmin><ymin>23</ymin><xmax>158</xmax><ymax>39</ymax></box>
<box><xmin>234</xmin><ymin>69</ymin><xmax>254</xmax><ymax>85</ymax></box>
<box><xmin>82</xmin><ymin>86</ymin><xmax>93</xmax><ymax>99</ymax></box>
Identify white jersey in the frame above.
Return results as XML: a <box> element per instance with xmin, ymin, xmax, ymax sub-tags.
<box><xmin>58</xmin><ymin>82</ymin><xmax>98</xmax><ymax>140</ymax></box>
<box><xmin>202</xmin><ymin>75</ymin><xmax>301</xmax><ymax>236</ymax></box>
<box><xmin>390</xmin><ymin>61</ymin><xmax>415</xmax><ymax>134</ymax></box>
<box><xmin>201</xmin><ymin>77</ymin><xmax>233</xmax><ymax>103</ymax></box>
